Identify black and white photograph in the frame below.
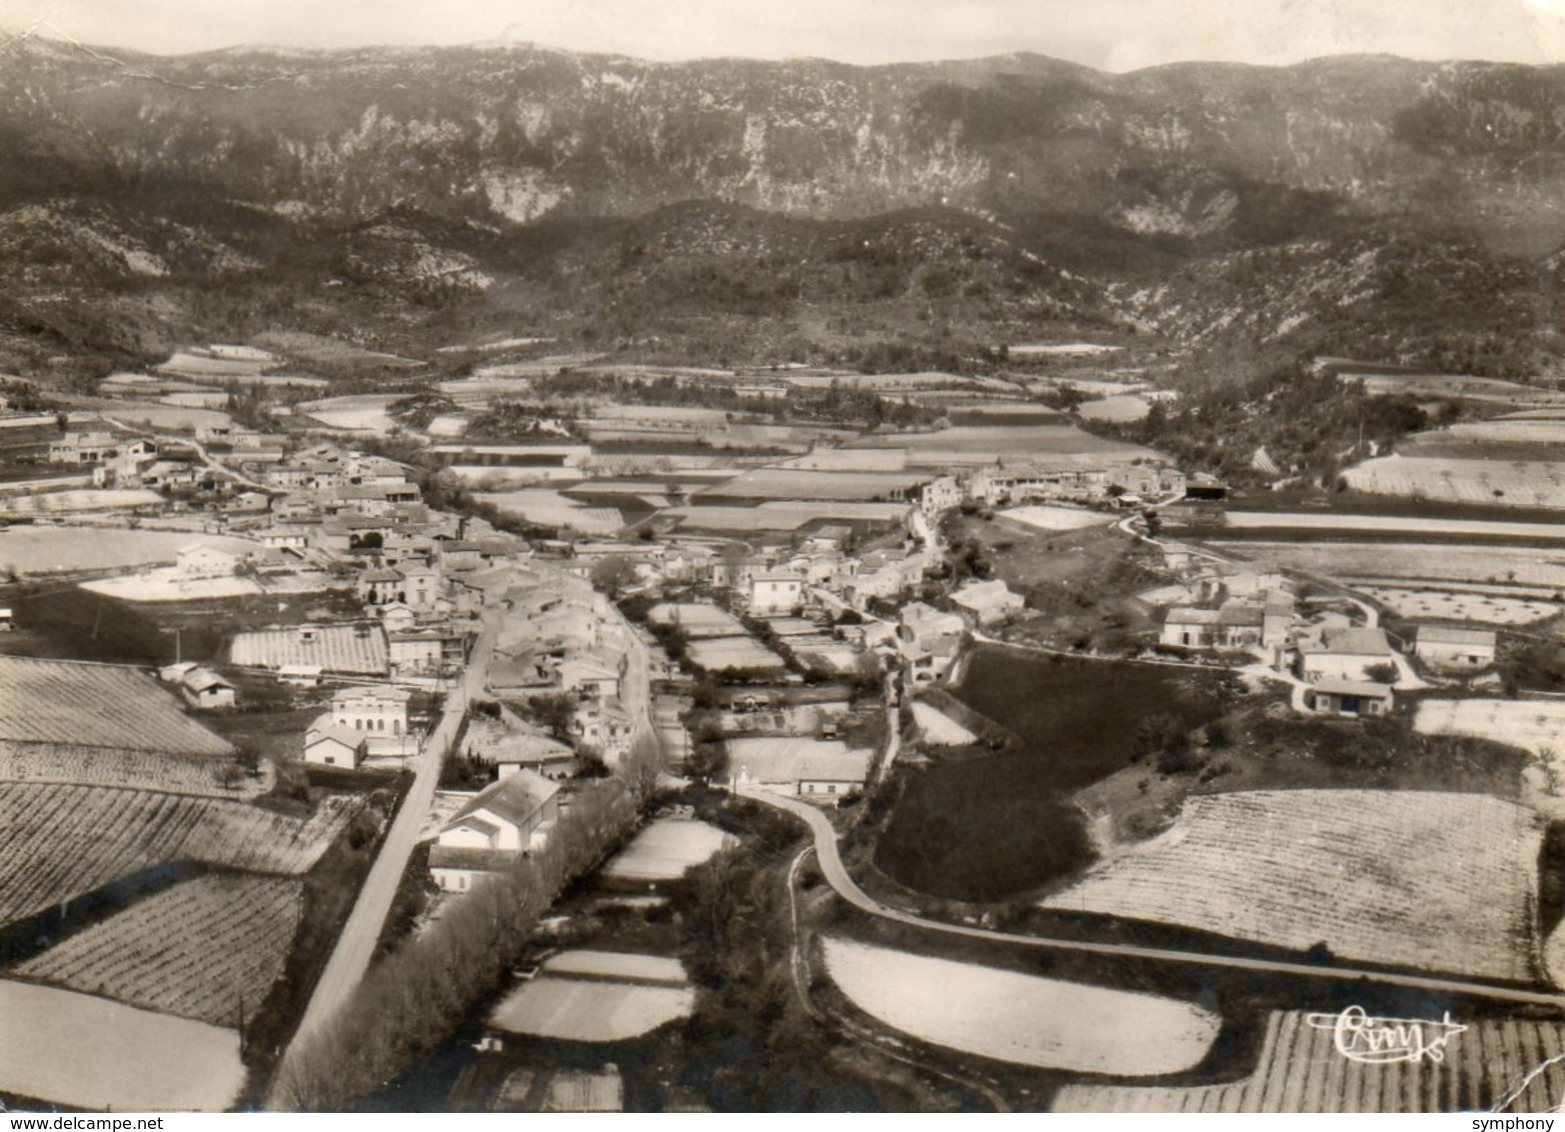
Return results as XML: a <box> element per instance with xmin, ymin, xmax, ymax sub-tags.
<box><xmin>1</xmin><ymin>0</ymin><xmax>1565</xmax><ymax>1116</ymax></box>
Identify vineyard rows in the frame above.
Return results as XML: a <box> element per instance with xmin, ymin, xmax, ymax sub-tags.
<box><xmin>1041</xmin><ymin>791</ymin><xmax>1541</xmax><ymax>982</ymax></box>
<box><xmin>1344</xmin><ymin>456</ymin><xmax>1565</xmax><ymax>509</ymax></box>
<box><xmin>1055</xmin><ymin>1009</ymin><xmax>1565</xmax><ymax>1112</ymax></box>
<box><xmin>0</xmin><ymin>783</ymin><xmax>361</xmax><ymax>926</ymax></box>
<box><xmin>14</xmin><ymin>875</ymin><xmax>303</xmax><ymax>1026</ymax></box>
<box><xmin>0</xmin><ymin>741</ymin><xmax>271</xmax><ymax>799</ymax></box>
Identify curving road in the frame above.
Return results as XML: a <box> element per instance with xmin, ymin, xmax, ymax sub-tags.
<box><xmin>739</xmin><ymin>786</ymin><xmax>1565</xmax><ymax>1010</ymax></box>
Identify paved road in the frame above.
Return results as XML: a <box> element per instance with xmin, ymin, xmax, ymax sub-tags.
<box><xmin>270</xmin><ymin>610</ymin><xmax>501</xmax><ymax>1097</ymax></box>
<box><xmin>740</xmin><ymin>786</ymin><xmax>1565</xmax><ymax>1009</ymax></box>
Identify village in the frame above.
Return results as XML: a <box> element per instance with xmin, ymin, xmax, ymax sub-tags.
<box><xmin>1</xmin><ymin>341</ymin><xmax>1564</xmax><ymax>1114</ymax></box>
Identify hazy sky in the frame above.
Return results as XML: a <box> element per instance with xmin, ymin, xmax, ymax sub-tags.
<box><xmin>3</xmin><ymin>0</ymin><xmax>1565</xmax><ymax>69</ymax></box>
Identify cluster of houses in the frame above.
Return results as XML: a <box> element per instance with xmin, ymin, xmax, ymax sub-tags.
<box><xmin>1152</xmin><ymin>546</ymin><xmax>1502</xmax><ymax>721</ymax></box>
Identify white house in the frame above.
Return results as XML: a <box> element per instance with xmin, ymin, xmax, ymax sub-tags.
<box><xmin>303</xmin><ymin>726</ymin><xmax>366</xmax><ymax>768</ymax></box>
<box><xmin>749</xmin><ymin>569</ymin><xmax>805</xmax><ymax>617</ymax></box>
<box><xmin>328</xmin><ymin>685</ymin><xmax>411</xmax><ymax>737</ymax></box>
<box><xmin>1299</xmin><ymin>626</ymin><xmax>1395</xmax><ymax>684</ymax></box>
<box><xmin>429</xmin><ymin>770</ymin><xmax>562</xmax><ymax>893</ymax></box>
<box><xmin>1304</xmin><ymin>678</ymin><xmax>1394</xmax><ymax>719</ymax></box>
<box><xmin>950</xmin><ymin>579</ymin><xmax>1025</xmax><ymax>627</ymax></box>
<box><xmin>1414</xmin><ymin>625</ymin><xmax>1497</xmax><ymax>670</ymax></box>
<box><xmin>177</xmin><ymin>543</ymin><xmax>243</xmax><ymax>578</ymax></box>
<box><xmin>918</xmin><ymin>475</ymin><xmax>963</xmax><ymax>516</ymax></box>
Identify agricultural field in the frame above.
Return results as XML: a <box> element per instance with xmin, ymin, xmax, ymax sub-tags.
<box><xmin>489</xmin><ymin>957</ymin><xmax>694</xmax><ymax>1041</ymax></box>
<box><xmin>251</xmin><ymin>330</ymin><xmax>419</xmax><ymax>370</ymax></box>
<box><xmin>0</xmin><ymin>655</ymin><xmax>233</xmax><ymax>755</ymax></box>
<box><xmin>102</xmin><ymin>404</ymin><xmax>233</xmax><ymax>432</ymax></box>
<box><xmin>696</xmin><ymin>468</ymin><xmax>928</xmax><ymax>502</ymax></box>
<box><xmin>542</xmin><ymin>950</ymin><xmax>688</xmax><ymax>983</ymax></box>
<box><xmin>0</xmin><ymin>979</ymin><xmax>245</xmax><ymax>1111</ymax></box>
<box><xmin>910</xmin><ymin>701</ymin><xmax>977</xmax><ymax>746</ymax></box>
<box><xmin>686</xmin><ymin>635</ymin><xmax>787</xmax><ymax>671</ymax></box>
<box><xmin>822</xmin><ymin>936</ymin><xmax>1219</xmax><ymax>1075</ymax></box>
<box><xmin>669</xmin><ymin>501</ymin><xmax>909</xmax><ymax>533</ymax></box>
<box><xmin>474</xmin><ymin>489</ymin><xmax>625</xmax><ymax>535</ymax></box>
<box><xmin>0</xmin><ymin>783</ymin><xmax>361</xmax><ymax>925</ymax></box>
<box><xmin>1208</xmin><ymin>541</ymin><xmax>1565</xmax><ymax>590</ymax></box>
<box><xmin>1343</xmin><ymin>455</ymin><xmax>1565</xmax><ymax>509</ymax></box>
<box><xmin>0</xmin><ymin>488</ymin><xmax>163</xmax><ymax>515</ymax></box>
<box><xmin>647</xmin><ymin>603</ymin><xmax>745</xmax><ymax>637</ymax></box>
<box><xmin>1339</xmin><ymin>369</ymin><xmax>1565</xmax><ymax>406</ymax></box>
<box><xmin>1401</xmin><ymin>416</ymin><xmax>1565</xmax><ymax>453</ymax></box>
<box><xmin>229</xmin><ymin>623</ymin><xmax>389</xmax><ymax>675</ymax></box>
<box><xmin>1355</xmin><ymin>585</ymin><xmax>1560</xmax><ymax>625</ymax></box>
<box><xmin>1040</xmin><ymin>790</ymin><xmax>1541</xmax><ymax>982</ymax></box>
<box><xmin>847</xmin><ymin>424</ymin><xmax>1156</xmax><ymax>463</ymax></box>
<box><xmin>601</xmin><ymin>819</ymin><xmax>736</xmax><ymax>882</ymax></box>
<box><xmin>1002</xmin><ymin>504</ymin><xmax>1117</xmax><ymax>531</ymax></box>
<box><xmin>14</xmin><ymin>874</ymin><xmax>304</xmax><ymax>1026</ymax></box>
<box><xmin>294</xmin><ymin>394</ymin><xmax>405</xmax><ymax>433</ymax></box>
<box><xmin>1054</xmin><ymin>1009</ymin><xmax>1565</xmax><ymax>1113</ymax></box>
<box><xmin>1414</xmin><ymin>698</ymin><xmax>1565</xmax><ymax>757</ymax></box>
<box><xmin>0</xmin><ymin>741</ymin><xmax>268</xmax><ymax>798</ymax></box>
<box><xmin>1077</xmin><ymin>394</ymin><xmax>1152</xmax><ymax>422</ymax></box>
<box><xmin>1222</xmin><ymin>511</ymin><xmax>1565</xmax><ymax>541</ymax></box>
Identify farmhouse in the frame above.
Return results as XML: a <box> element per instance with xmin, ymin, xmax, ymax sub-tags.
<box><xmin>897</xmin><ymin>603</ymin><xmax>967</xmax><ymax>684</ymax></box>
<box><xmin>429</xmin><ymin>770</ymin><xmax>562</xmax><ymax>893</ymax></box>
<box><xmin>950</xmin><ymin>579</ymin><xmax>1025</xmax><ymax>627</ymax></box>
<box><xmin>918</xmin><ymin>475</ymin><xmax>963</xmax><ymax>516</ymax></box>
<box><xmin>326</xmin><ymin>685</ymin><xmax>411</xmax><ymax>737</ymax></box>
<box><xmin>464</xmin><ymin>712</ymin><xmax>578</xmax><ymax>780</ymax></box>
<box><xmin>1414</xmin><ymin>625</ymin><xmax>1497</xmax><ymax>670</ymax></box>
<box><xmin>1304</xmin><ymin>678</ymin><xmax>1394</xmax><ymax>719</ymax></box>
<box><xmin>727</xmin><ymin>737</ymin><xmax>871</xmax><ymax>798</ymax></box>
<box><xmin>157</xmin><ymin>662</ymin><xmax>237</xmax><ymax>710</ymax></box>
<box><xmin>177</xmin><ymin>543</ymin><xmax>244</xmax><ymax>578</ymax></box>
<box><xmin>303</xmin><ymin>725</ymin><xmax>366</xmax><ymax>769</ymax></box>
<box><xmin>1299</xmin><ymin>626</ymin><xmax>1395</xmax><ymax>684</ymax></box>
<box><xmin>50</xmin><ymin>432</ymin><xmax>118</xmax><ymax>464</ymax></box>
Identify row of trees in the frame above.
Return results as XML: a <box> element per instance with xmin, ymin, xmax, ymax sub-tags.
<box><xmin>272</xmin><ymin>739</ymin><xmax>660</xmax><ymax>1110</ymax></box>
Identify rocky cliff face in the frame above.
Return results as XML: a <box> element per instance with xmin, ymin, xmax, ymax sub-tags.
<box><xmin>0</xmin><ymin>37</ymin><xmax>1562</xmax><ymax>372</ymax></box>
<box><xmin>4</xmin><ymin>39</ymin><xmax>1565</xmax><ymax>250</ymax></box>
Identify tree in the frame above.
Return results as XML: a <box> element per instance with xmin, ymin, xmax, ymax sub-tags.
<box><xmin>590</xmin><ymin>555</ymin><xmax>637</xmax><ymax>598</ymax></box>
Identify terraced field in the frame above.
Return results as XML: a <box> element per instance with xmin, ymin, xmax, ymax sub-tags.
<box><xmin>0</xmin><ymin>783</ymin><xmax>360</xmax><ymax>926</ymax></box>
<box><xmin>14</xmin><ymin>874</ymin><xmax>304</xmax><ymax>1026</ymax></box>
<box><xmin>0</xmin><ymin>741</ymin><xmax>267</xmax><ymax>798</ymax></box>
<box><xmin>1055</xmin><ymin>1010</ymin><xmax>1565</xmax><ymax>1112</ymax></box>
<box><xmin>1040</xmin><ymin>790</ymin><xmax>1541</xmax><ymax>982</ymax></box>
<box><xmin>1344</xmin><ymin>455</ymin><xmax>1565</xmax><ymax>508</ymax></box>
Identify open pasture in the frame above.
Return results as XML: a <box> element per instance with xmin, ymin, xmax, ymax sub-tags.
<box><xmin>1208</xmin><ymin>540</ymin><xmax>1565</xmax><ymax>590</ymax></box>
<box><xmin>1343</xmin><ymin>455</ymin><xmax>1565</xmax><ymax>508</ymax></box>
<box><xmin>475</xmin><ymin>489</ymin><xmax>625</xmax><ymax>535</ymax></box>
<box><xmin>1055</xmin><ymin>1009</ymin><xmax>1565</xmax><ymax>1113</ymax></box>
<box><xmin>0</xmin><ymin>978</ymin><xmax>245</xmax><ymax>1111</ymax></box>
<box><xmin>601</xmin><ymin>820</ymin><xmax>735</xmax><ymax>882</ymax></box>
<box><xmin>1414</xmin><ymin>698</ymin><xmax>1565</xmax><ymax>757</ymax></box>
<box><xmin>0</xmin><ymin>783</ymin><xmax>360</xmax><ymax>926</ymax></box>
<box><xmin>1040</xmin><ymin>790</ymin><xmax>1541</xmax><ymax>981</ymax></box>
<box><xmin>15</xmin><ymin>874</ymin><xmax>303</xmax><ymax>1026</ymax></box>
<box><xmin>0</xmin><ymin>488</ymin><xmax>163</xmax><ymax>515</ymax></box>
<box><xmin>822</xmin><ymin>936</ymin><xmax>1219</xmax><ymax>1075</ymax></box>
<box><xmin>1355</xmin><ymin>585</ymin><xmax>1559</xmax><ymax>625</ymax></box>
<box><xmin>1002</xmin><ymin>504</ymin><xmax>1116</xmax><ymax>531</ymax></box>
